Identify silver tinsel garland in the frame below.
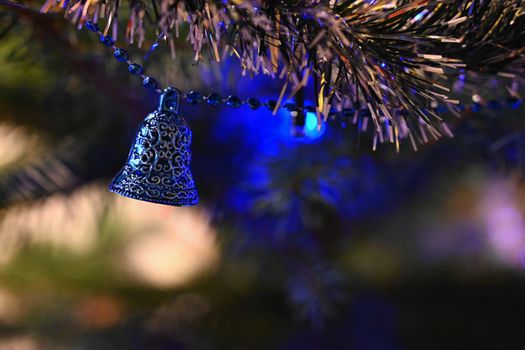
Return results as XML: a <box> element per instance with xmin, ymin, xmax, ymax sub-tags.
<box><xmin>41</xmin><ymin>0</ymin><xmax>525</xmax><ymax>150</ymax></box>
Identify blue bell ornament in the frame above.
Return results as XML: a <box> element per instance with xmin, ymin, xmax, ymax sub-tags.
<box><xmin>108</xmin><ymin>87</ymin><xmax>199</xmax><ymax>206</ymax></box>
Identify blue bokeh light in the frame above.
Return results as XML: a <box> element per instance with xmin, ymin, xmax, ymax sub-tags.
<box><xmin>304</xmin><ymin>111</ymin><xmax>326</xmax><ymax>140</ymax></box>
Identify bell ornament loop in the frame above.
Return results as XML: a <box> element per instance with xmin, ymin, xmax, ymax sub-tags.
<box><xmin>108</xmin><ymin>88</ymin><xmax>199</xmax><ymax>206</ymax></box>
<box><xmin>158</xmin><ymin>87</ymin><xmax>182</xmax><ymax>114</ymax></box>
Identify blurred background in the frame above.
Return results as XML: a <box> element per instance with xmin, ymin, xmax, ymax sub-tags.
<box><xmin>1</xmin><ymin>4</ymin><xmax>525</xmax><ymax>350</ymax></box>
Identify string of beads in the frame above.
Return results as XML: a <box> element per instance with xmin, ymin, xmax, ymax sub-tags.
<box><xmin>85</xmin><ymin>21</ymin><xmax>522</xmax><ymax>125</ymax></box>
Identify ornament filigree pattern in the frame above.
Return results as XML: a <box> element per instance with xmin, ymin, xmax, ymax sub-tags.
<box><xmin>109</xmin><ymin>110</ymin><xmax>199</xmax><ymax>206</ymax></box>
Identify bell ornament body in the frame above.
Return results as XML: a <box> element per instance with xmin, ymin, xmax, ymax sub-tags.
<box><xmin>108</xmin><ymin>88</ymin><xmax>199</xmax><ymax>206</ymax></box>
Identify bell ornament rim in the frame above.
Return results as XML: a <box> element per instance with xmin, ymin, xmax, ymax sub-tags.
<box><xmin>108</xmin><ymin>185</ymin><xmax>199</xmax><ymax>207</ymax></box>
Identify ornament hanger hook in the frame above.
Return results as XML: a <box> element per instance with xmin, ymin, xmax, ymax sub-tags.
<box><xmin>158</xmin><ymin>87</ymin><xmax>182</xmax><ymax>114</ymax></box>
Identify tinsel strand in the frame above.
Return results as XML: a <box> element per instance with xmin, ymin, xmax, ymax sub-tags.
<box><xmin>42</xmin><ymin>0</ymin><xmax>524</xmax><ymax>150</ymax></box>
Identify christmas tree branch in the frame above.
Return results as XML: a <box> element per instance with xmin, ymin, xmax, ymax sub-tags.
<box><xmin>0</xmin><ymin>0</ymin><xmax>150</xmax><ymax>118</ymax></box>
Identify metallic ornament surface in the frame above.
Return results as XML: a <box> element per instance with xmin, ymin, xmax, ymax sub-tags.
<box><xmin>108</xmin><ymin>88</ymin><xmax>199</xmax><ymax>206</ymax></box>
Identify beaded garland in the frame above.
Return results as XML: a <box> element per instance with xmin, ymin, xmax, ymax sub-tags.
<box><xmin>85</xmin><ymin>20</ymin><xmax>523</xmax><ymax>139</ymax></box>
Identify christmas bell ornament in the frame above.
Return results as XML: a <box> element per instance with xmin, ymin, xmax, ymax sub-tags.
<box><xmin>108</xmin><ymin>87</ymin><xmax>199</xmax><ymax>206</ymax></box>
